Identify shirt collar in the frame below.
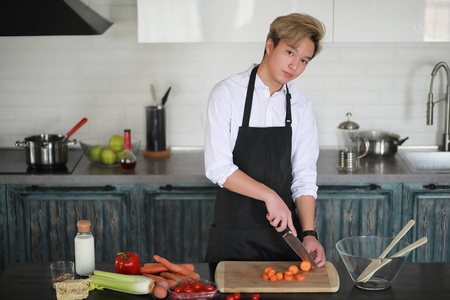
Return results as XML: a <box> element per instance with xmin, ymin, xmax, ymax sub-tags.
<box><xmin>247</xmin><ymin>64</ymin><xmax>292</xmax><ymax>99</ymax></box>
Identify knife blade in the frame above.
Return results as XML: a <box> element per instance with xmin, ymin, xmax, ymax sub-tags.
<box><xmin>282</xmin><ymin>230</ymin><xmax>318</xmax><ymax>268</ymax></box>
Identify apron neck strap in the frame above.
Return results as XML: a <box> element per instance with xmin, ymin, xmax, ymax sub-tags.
<box><xmin>242</xmin><ymin>66</ymin><xmax>258</xmax><ymax>128</ymax></box>
<box><xmin>285</xmin><ymin>85</ymin><xmax>292</xmax><ymax>127</ymax></box>
<box><xmin>242</xmin><ymin>65</ymin><xmax>292</xmax><ymax>128</ymax></box>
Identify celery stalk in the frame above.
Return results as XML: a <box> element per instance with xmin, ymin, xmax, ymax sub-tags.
<box><xmin>90</xmin><ymin>270</ymin><xmax>155</xmax><ymax>295</ymax></box>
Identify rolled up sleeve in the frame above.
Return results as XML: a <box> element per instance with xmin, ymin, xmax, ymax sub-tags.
<box><xmin>204</xmin><ymin>83</ymin><xmax>239</xmax><ymax>187</ymax></box>
<box><xmin>290</xmin><ymin>99</ymin><xmax>319</xmax><ymax>200</ymax></box>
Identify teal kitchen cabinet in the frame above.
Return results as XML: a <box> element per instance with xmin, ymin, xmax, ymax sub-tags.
<box><xmin>0</xmin><ymin>185</ymin><xmax>7</xmax><ymax>276</ymax></box>
<box><xmin>402</xmin><ymin>183</ymin><xmax>450</xmax><ymax>263</ymax></box>
<box><xmin>5</xmin><ymin>184</ymin><xmax>140</xmax><ymax>270</ymax></box>
<box><xmin>315</xmin><ymin>183</ymin><xmax>402</xmax><ymax>262</ymax></box>
<box><xmin>139</xmin><ymin>184</ymin><xmax>217</xmax><ymax>264</ymax></box>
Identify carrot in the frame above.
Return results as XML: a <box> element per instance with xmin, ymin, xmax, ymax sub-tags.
<box><xmin>143</xmin><ymin>263</ymin><xmax>196</xmax><ymax>272</ymax></box>
<box><xmin>296</xmin><ymin>274</ymin><xmax>306</xmax><ymax>281</ymax></box>
<box><xmin>284</xmin><ymin>274</ymin><xmax>294</xmax><ymax>281</ymax></box>
<box><xmin>288</xmin><ymin>265</ymin><xmax>299</xmax><ymax>275</ymax></box>
<box><xmin>153</xmin><ymin>255</ymin><xmax>200</xmax><ymax>280</ymax></box>
<box><xmin>262</xmin><ymin>273</ymin><xmax>269</xmax><ymax>280</ymax></box>
<box><xmin>267</xmin><ymin>269</ymin><xmax>276</xmax><ymax>277</ymax></box>
<box><xmin>142</xmin><ymin>273</ymin><xmax>175</xmax><ymax>286</ymax></box>
<box><xmin>276</xmin><ymin>272</ymin><xmax>283</xmax><ymax>280</ymax></box>
<box><xmin>140</xmin><ymin>265</ymin><xmax>168</xmax><ymax>274</ymax></box>
<box><xmin>300</xmin><ymin>261</ymin><xmax>312</xmax><ymax>272</ymax></box>
<box><xmin>264</xmin><ymin>267</ymin><xmax>273</xmax><ymax>274</ymax></box>
<box><xmin>160</xmin><ymin>272</ymin><xmax>182</xmax><ymax>281</ymax></box>
<box><xmin>269</xmin><ymin>274</ymin><xmax>278</xmax><ymax>282</ymax></box>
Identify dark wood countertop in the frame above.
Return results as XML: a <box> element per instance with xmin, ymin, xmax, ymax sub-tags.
<box><xmin>0</xmin><ymin>261</ymin><xmax>448</xmax><ymax>299</ymax></box>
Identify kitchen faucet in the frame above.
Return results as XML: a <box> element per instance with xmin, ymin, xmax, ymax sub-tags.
<box><xmin>427</xmin><ymin>61</ymin><xmax>450</xmax><ymax>151</ymax></box>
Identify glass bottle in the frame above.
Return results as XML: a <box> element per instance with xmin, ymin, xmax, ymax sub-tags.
<box><xmin>74</xmin><ymin>220</ymin><xmax>95</xmax><ymax>276</ymax></box>
<box><xmin>120</xmin><ymin>129</ymin><xmax>137</xmax><ymax>171</ymax></box>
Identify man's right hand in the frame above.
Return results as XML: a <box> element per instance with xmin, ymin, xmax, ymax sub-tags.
<box><xmin>265</xmin><ymin>196</ymin><xmax>297</xmax><ymax>237</ymax></box>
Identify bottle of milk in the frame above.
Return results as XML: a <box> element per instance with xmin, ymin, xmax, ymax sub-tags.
<box><xmin>74</xmin><ymin>220</ymin><xmax>95</xmax><ymax>276</ymax></box>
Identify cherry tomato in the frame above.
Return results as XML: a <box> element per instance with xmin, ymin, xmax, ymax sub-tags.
<box><xmin>204</xmin><ymin>284</ymin><xmax>215</xmax><ymax>292</ymax></box>
<box><xmin>174</xmin><ymin>287</ymin><xmax>184</xmax><ymax>293</ymax></box>
<box><xmin>183</xmin><ymin>287</ymin><xmax>194</xmax><ymax>293</ymax></box>
<box><xmin>193</xmin><ymin>282</ymin><xmax>204</xmax><ymax>291</ymax></box>
<box><xmin>226</xmin><ymin>296</ymin><xmax>235</xmax><ymax>300</ymax></box>
<box><xmin>171</xmin><ymin>293</ymin><xmax>178</xmax><ymax>299</ymax></box>
<box><xmin>252</xmin><ymin>294</ymin><xmax>260</xmax><ymax>300</ymax></box>
<box><xmin>233</xmin><ymin>293</ymin><xmax>242</xmax><ymax>299</ymax></box>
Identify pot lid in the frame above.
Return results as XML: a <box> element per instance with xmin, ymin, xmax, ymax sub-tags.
<box><xmin>337</xmin><ymin>112</ymin><xmax>360</xmax><ymax>130</ymax></box>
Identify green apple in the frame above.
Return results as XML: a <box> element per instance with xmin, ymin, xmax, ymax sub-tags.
<box><xmin>115</xmin><ymin>150</ymin><xmax>124</xmax><ymax>160</ymax></box>
<box><xmin>109</xmin><ymin>135</ymin><xmax>124</xmax><ymax>152</ymax></box>
<box><xmin>88</xmin><ymin>146</ymin><xmax>103</xmax><ymax>162</ymax></box>
<box><xmin>101</xmin><ymin>149</ymin><xmax>117</xmax><ymax>165</ymax></box>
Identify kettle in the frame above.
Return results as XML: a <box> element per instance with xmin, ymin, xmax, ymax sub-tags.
<box><xmin>337</xmin><ymin>113</ymin><xmax>369</xmax><ymax>170</ymax></box>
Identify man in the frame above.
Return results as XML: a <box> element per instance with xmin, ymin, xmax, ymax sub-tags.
<box><xmin>204</xmin><ymin>13</ymin><xmax>326</xmax><ymax>268</ymax></box>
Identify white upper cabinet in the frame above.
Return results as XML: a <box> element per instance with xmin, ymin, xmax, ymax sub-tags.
<box><xmin>138</xmin><ymin>0</ymin><xmax>333</xmax><ymax>43</ymax></box>
<box><xmin>334</xmin><ymin>0</ymin><xmax>450</xmax><ymax>42</ymax></box>
<box><xmin>137</xmin><ymin>0</ymin><xmax>450</xmax><ymax>43</ymax></box>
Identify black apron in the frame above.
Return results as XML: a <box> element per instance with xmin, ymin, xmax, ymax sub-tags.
<box><xmin>205</xmin><ymin>65</ymin><xmax>302</xmax><ymax>263</ymax></box>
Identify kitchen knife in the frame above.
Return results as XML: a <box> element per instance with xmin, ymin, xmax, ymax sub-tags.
<box><xmin>281</xmin><ymin>228</ymin><xmax>318</xmax><ymax>268</ymax></box>
<box><xmin>161</xmin><ymin>86</ymin><xmax>171</xmax><ymax>106</ymax></box>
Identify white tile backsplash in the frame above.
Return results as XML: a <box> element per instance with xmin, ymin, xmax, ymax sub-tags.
<box><xmin>0</xmin><ymin>1</ymin><xmax>449</xmax><ymax>150</ymax></box>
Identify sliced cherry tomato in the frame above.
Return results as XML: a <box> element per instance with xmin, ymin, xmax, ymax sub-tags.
<box><xmin>183</xmin><ymin>287</ymin><xmax>194</xmax><ymax>293</ymax></box>
<box><xmin>204</xmin><ymin>284</ymin><xmax>215</xmax><ymax>292</ymax></box>
<box><xmin>233</xmin><ymin>293</ymin><xmax>242</xmax><ymax>299</ymax></box>
<box><xmin>252</xmin><ymin>294</ymin><xmax>260</xmax><ymax>300</ymax></box>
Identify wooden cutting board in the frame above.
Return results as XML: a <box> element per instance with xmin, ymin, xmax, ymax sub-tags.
<box><xmin>215</xmin><ymin>261</ymin><xmax>340</xmax><ymax>293</ymax></box>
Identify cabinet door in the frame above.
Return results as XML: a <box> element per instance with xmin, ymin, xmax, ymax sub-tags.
<box><xmin>334</xmin><ymin>0</ymin><xmax>450</xmax><ymax>42</ymax></box>
<box><xmin>138</xmin><ymin>0</ymin><xmax>333</xmax><ymax>43</ymax></box>
<box><xmin>316</xmin><ymin>183</ymin><xmax>401</xmax><ymax>262</ymax></box>
<box><xmin>140</xmin><ymin>184</ymin><xmax>216</xmax><ymax>263</ymax></box>
<box><xmin>0</xmin><ymin>185</ymin><xmax>7</xmax><ymax>276</ymax></box>
<box><xmin>6</xmin><ymin>184</ymin><xmax>140</xmax><ymax>266</ymax></box>
<box><xmin>402</xmin><ymin>183</ymin><xmax>450</xmax><ymax>262</ymax></box>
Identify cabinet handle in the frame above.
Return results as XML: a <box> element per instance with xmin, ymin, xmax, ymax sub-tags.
<box><xmin>26</xmin><ymin>185</ymin><xmax>116</xmax><ymax>192</ymax></box>
<box><xmin>159</xmin><ymin>184</ymin><xmax>218</xmax><ymax>191</ymax></box>
<box><xmin>318</xmin><ymin>184</ymin><xmax>381</xmax><ymax>191</ymax></box>
<box><xmin>423</xmin><ymin>184</ymin><xmax>450</xmax><ymax>190</ymax></box>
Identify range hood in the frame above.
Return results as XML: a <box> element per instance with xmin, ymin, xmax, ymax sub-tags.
<box><xmin>0</xmin><ymin>0</ymin><xmax>113</xmax><ymax>36</ymax></box>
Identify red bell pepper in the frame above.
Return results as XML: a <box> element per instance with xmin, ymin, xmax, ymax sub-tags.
<box><xmin>115</xmin><ymin>252</ymin><xmax>141</xmax><ymax>275</ymax></box>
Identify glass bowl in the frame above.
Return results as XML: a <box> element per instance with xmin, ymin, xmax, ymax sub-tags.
<box><xmin>336</xmin><ymin>236</ymin><xmax>410</xmax><ymax>290</ymax></box>
<box><xmin>79</xmin><ymin>137</ymin><xmax>141</xmax><ymax>167</ymax></box>
<box><xmin>168</xmin><ymin>276</ymin><xmax>219</xmax><ymax>299</ymax></box>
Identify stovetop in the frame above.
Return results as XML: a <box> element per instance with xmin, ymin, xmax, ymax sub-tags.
<box><xmin>0</xmin><ymin>148</ymin><xmax>84</xmax><ymax>174</ymax></box>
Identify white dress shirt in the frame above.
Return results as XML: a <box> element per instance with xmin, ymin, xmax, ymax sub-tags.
<box><xmin>204</xmin><ymin>64</ymin><xmax>319</xmax><ymax>201</ymax></box>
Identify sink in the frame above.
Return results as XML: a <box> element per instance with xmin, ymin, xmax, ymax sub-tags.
<box><xmin>401</xmin><ymin>151</ymin><xmax>450</xmax><ymax>173</ymax></box>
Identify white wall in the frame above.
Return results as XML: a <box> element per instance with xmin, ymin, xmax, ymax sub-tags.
<box><xmin>1</xmin><ymin>0</ymin><xmax>449</xmax><ymax>149</ymax></box>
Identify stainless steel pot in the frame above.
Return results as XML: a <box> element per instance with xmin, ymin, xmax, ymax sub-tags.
<box><xmin>16</xmin><ymin>134</ymin><xmax>77</xmax><ymax>169</ymax></box>
<box><xmin>361</xmin><ymin>130</ymin><xmax>408</xmax><ymax>157</ymax></box>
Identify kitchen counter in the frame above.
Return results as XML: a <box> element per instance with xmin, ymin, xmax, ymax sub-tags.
<box><xmin>0</xmin><ymin>148</ymin><xmax>448</xmax><ymax>185</ymax></box>
<box><xmin>0</xmin><ymin>261</ymin><xmax>449</xmax><ymax>299</ymax></box>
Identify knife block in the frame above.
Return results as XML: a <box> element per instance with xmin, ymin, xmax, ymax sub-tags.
<box><xmin>144</xmin><ymin>106</ymin><xmax>170</xmax><ymax>158</ymax></box>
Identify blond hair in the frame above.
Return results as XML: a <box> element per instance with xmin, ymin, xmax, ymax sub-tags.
<box><xmin>265</xmin><ymin>13</ymin><xmax>325</xmax><ymax>58</ymax></box>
